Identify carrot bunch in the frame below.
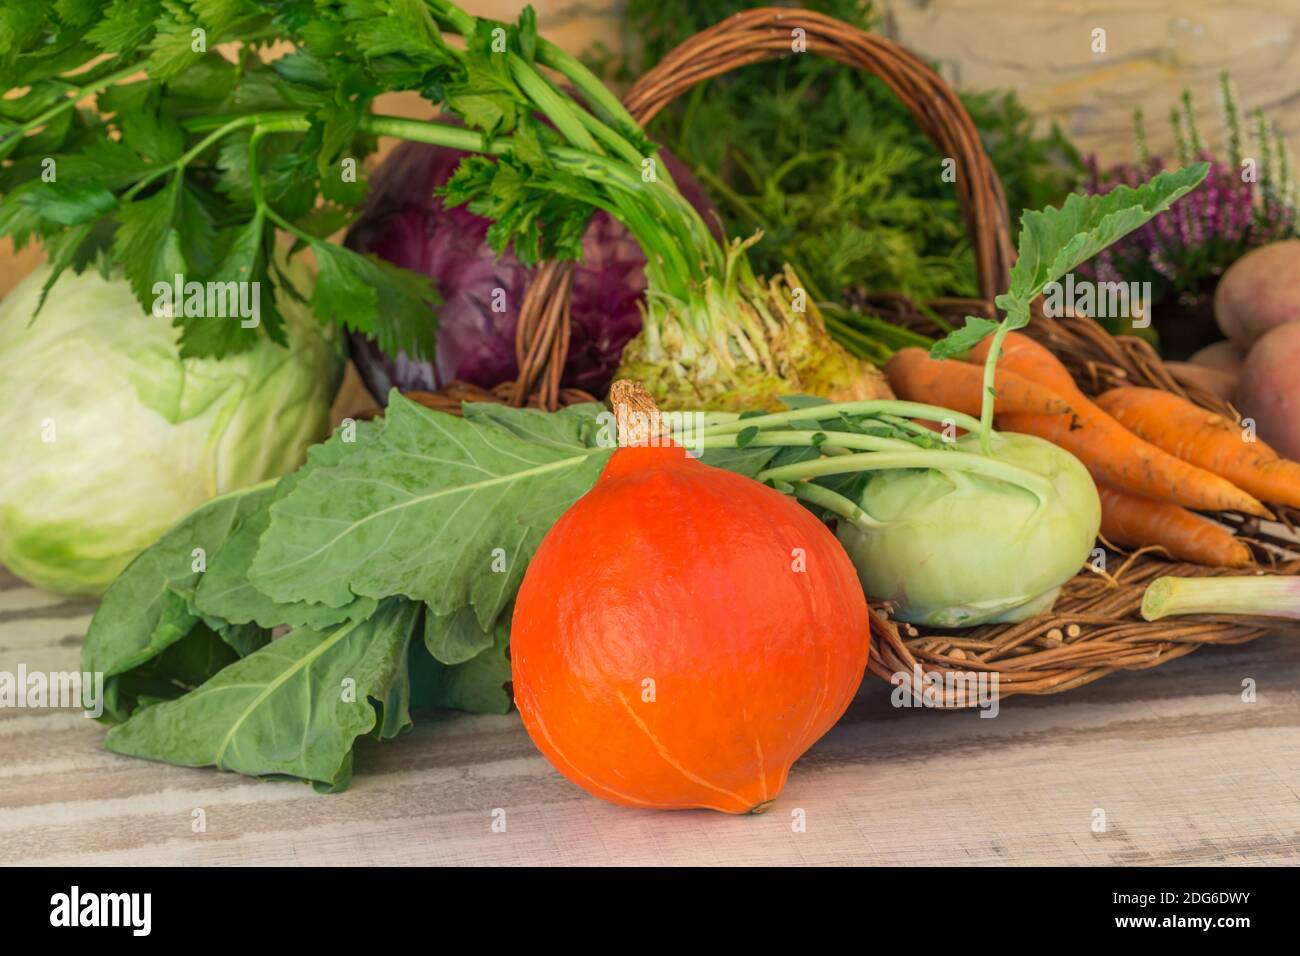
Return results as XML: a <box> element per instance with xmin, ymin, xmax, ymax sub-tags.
<box><xmin>886</xmin><ymin>333</ymin><xmax>1300</xmax><ymax>568</ymax></box>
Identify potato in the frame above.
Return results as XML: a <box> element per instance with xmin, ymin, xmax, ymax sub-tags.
<box><xmin>1174</xmin><ymin>340</ymin><xmax>1243</xmax><ymax>401</ymax></box>
<box><xmin>1188</xmin><ymin>339</ymin><xmax>1245</xmax><ymax>375</ymax></box>
<box><xmin>1165</xmin><ymin>361</ymin><xmax>1238</xmax><ymax>402</ymax></box>
<box><xmin>1236</xmin><ymin>321</ymin><xmax>1300</xmax><ymax>459</ymax></box>
<box><xmin>1215</xmin><ymin>239</ymin><xmax>1300</xmax><ymax>347</ymax></box>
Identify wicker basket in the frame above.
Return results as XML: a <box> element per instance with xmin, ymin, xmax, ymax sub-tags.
<box><xmin>416</xmin><ymin>6</ymin><xmax>1300</xmax><ymax>704</ymax></box>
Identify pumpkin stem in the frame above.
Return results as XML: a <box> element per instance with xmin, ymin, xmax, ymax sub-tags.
<box><xmin>609</xmin><ymin>379</ymin><xmax>669</xmax><ymax>447</ymax></box>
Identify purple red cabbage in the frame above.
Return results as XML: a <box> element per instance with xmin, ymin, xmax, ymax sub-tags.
<box><xmin>344</xmin><ymin>140</ymin><xmax>717</xmax><ymax>402</ymax></box>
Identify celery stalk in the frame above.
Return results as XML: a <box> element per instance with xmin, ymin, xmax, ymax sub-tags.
<box><xmin>1141</xmin><ymin>575</ymin><xmax>1300</xmax><ymax>622</ymax></box>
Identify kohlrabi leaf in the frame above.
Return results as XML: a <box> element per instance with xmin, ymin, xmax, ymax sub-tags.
<box><xmin>82</xmin><ymin>482</ymin><xmax>274</xmax><ymax>721</ymax></box>
<box><xmin>1008</xmin><ymin>163</ymin><xmax>1209</xmax><ymax>306</ymax></box>
<box><xmin>698</xmin><ymin>444</ymin><xmax>783</xmax><ymax>479</ymax></box>
<box><xmin>375</xmin><ymin>649</ymin><xmax>414</xmax><ymax>742</ymax></box>
<box><xmin>408</xmin><ymin>620</ymin><xmax>510</xmax><ymax>717</ymax></box>
<box><xmin>424</xmin><ymin>604</ymin><xmax>507</xmax><ymax>666</ymax></box>
<box><xmin>928</xmin><ymin>315</ymin><xmax>1000</xmax><ymax>360</ymax></box>
<box><xmin>85</xmin><ymin>416</ymin><xmax>379</xmax><ymax>722</ymax></box>
<box><xmin>81</xmin><ymin>489</ymin><xmax>271</xmax><ymax>686</ymax></box>
<box><xmin>101</xmin><ymin>622</ymin><xmax>242</xmax><ymax>722</ymax></box>
<box><xmin>461</xmin><ymin>401</ymin><xmax>610</xmax><ymax>450</ymax></box>
<box><xmin>194</xmin><ymin>422</ymin><xmax>383</xmax><ymax>630</ymax></box>
<box><xmin>776</xmin><ymin>395</ymin><xmax>831</xmax><ymax>410</ymax></box>
<box><xmin>214</xmin><ymin>621</ymin><xmax>270</xmax><ymax>659</ymax></box>
<box><xmin>930</xmin><ymin>163</ymin><xmax>1210</xmax><ymax>357</ymax></box>
<box><xmin>250</xmin><ymin>393</ymin><xmax>613</xmax><ymax>628</ymax></box>
<box><xmin>104</xmin><ymin>598</ymin><xmax>421</xmax><ymax>790</ymax></box>
<box><xmin>192</xmin><ymin>491</ymin><xmax>378</xmax><ymax>632</ymax></box>
<box><xmin>414</xmin><ymin>622</ymin><xmax>512</xmax><ymax>715</ymax></box>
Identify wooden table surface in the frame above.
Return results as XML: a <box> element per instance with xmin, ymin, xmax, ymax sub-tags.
<box><xmin>4</xmin><ymin>566</ymin><xmax>1299</xmax><ymax>867</ymax></box>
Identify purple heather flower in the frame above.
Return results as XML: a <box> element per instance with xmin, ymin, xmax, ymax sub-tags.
<box><xmin>1078</xmin><ymin>152</ymin><xmax>1295</xmax><ymax>298</ymax></box>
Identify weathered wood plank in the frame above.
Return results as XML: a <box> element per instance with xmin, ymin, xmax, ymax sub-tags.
<box><xmin>2</xmin><ymin>572</ymin><xmax>1297</xmax><ymax>866</ymax></box>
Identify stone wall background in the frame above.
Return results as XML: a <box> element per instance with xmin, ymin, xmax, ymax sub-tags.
<box><xmin>875</xmin><ymin>0</ymin><xmax>1300</xmax><ymax>165</ymax></box>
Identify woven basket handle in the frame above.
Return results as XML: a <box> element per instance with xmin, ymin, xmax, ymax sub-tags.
<box><xmin>510</xmin><ymin>6</ymin><xmax>1016</xmax><ymax>409</ymax></box>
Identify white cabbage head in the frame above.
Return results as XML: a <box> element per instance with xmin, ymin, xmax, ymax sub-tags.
<box><xmin>0</xmin><ymin>263</ymin><xmax>344</xmax><ymax>595</ymax></box>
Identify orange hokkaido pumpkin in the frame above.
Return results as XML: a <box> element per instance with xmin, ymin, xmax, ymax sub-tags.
<box><xmin>511</xmin><ymin>390</ymin><xmax>870</xmax><ymax>813</ymax></box>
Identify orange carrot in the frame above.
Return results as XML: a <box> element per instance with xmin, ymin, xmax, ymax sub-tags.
<box><xmin>1096</xmin><ymin>386</ymin><xmax>1300</xmax><ymax>509</ymax></box>
<box><xmin>969</xmin><ymin>330</ymin><xmax>1083</xmax><ymax>400</ymax></box>
<box><xmin>885</xmin><ymin>347</ymin><xmax>1073</xmax><ymax>418</ymax></box>
<box><xmin>998</xmin><ymin>407</ymin><xmax>1272</xmax><ymax>517</ymax></box>
<box><xmin>1096</xmin><ymin>482</ymin><xmax>1253</xmax><ymax>568</ymax></box>
<box><xmin>966</xmin><ymin>332</ymin><xmax>1270</xmax><ymax>516</ymax></box>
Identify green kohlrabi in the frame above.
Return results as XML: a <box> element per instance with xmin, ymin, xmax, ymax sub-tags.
<box><xmin>692</xmin><ymin>401</ymin><xmax>1100</xmax><ymax>626</ymax></box>
<box><xmin>833</xmin><ymin>432</ymin><xmax>1099</xmax><ymax>626</ymax></box>
<box><xmin>0</xmin><ymin>262</ymin><xmax>343</xmax><ymax>596</ymax></box>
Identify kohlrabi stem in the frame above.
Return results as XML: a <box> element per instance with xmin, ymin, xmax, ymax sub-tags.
<box><xmin>702</xmin><ymin>401</ymin><xmax>984</xmax><ymax>437</ymax></box>
<box><xmin>701</xmin><ymin>430</ymin><xmax>919</xmax><ymax>454</ymax></box>
<box><xmin>790</xmin><ymin>482</ymin><xmax>883</xmax><ymax>530</ymax></box>
<box><xmin>759</xmin><ymin>449</ymin><xmax>1056</xmax><ymax>502</ymax></box>
<box><xmin>978</xmin><ymin>317</ymin><xmax>1016</xmax><ymax>456</ymax></box>
<box><xmin>874</xmin><ymin>413</ymin><xmax>950</xmax><ymax>441</ymax></box>
<box><xmin>1141</xmin><ymin>575</ymin><xmax>1300</xmax><ymax>622</ymax></box>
